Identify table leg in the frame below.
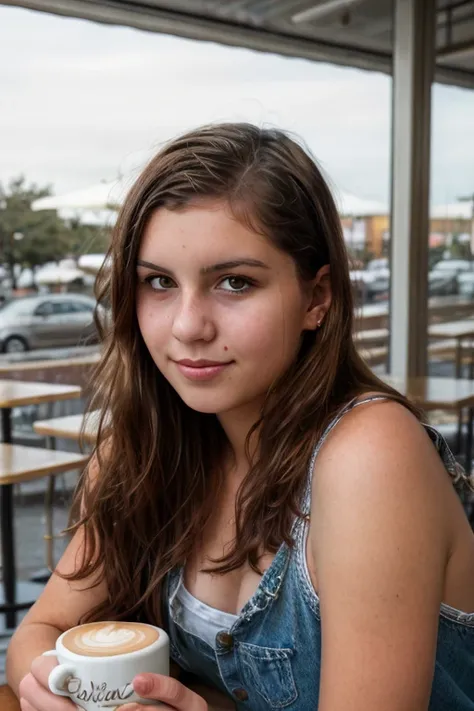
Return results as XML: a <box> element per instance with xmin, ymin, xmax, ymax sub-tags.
<box><xmin>455</xmin><ymin>340</ymin><xmax>464</xmax><ymax>454</ymax></box>
<box><xmin>465</xmin><ymin>408</ymin><xmax>474</xmax><ymax>478</ymax></box>
<box><xmin>2</xmin><ymin>408</ymin><xmax>11</xmax><ymax>444</ymax></box>
<box><xmin>30</xmin><ymin>436</ymin><xmax>56</xmax><ymax>585</ymax></box>
<box><xmin>456</xmin><ymin>410</ymin><xmax>464</xmax><ymax>455</ymax></box>
<box><xmin>455</xmin><ymin>339</ymin><xmax>463</xmax><ymax>379</ymax></box>
<box><xmin>470</xmin><ymin>339</ymin><xmax>474</xmax><ymax>381</ymax></box>
<box><xmin>1</xmin><ymin>407</ymin><xmax>16</xmax><ymax>629</ymax></box>
<box><xmin>0</xmin><ymin>485</ymin><xmax>16</xmax><ymax>629</ymax></box>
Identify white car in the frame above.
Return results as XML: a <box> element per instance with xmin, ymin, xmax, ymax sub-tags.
<box><xmin>0</xmin><ymin>293</ymin><xmax>99</xmax><ymax>353</ymax></box>
<box><xmin>458</xmin><ymin>272</ymin><xmax>474</xmax><ymax>297</ymax></box>
<box><xmin>431</xmin><ymin>259</ymin><xmax>473</xmax><ymax>276</ymax></box>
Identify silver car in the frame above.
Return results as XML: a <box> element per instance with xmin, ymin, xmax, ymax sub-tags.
<box><xmin>0</xmin><ymin>293</ymin><xmax>98</xmax><ymax>353</ymax></box>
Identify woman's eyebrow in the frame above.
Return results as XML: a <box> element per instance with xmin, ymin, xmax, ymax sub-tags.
<box><xmin>136</xmin><ymin>258</ymin><xmax>270</xmax><ymax>276</ymax></box>
<box><xmin>201</xmin><ymin>259</ymin><xmax>270</xmax><ymax>274</ymax></box>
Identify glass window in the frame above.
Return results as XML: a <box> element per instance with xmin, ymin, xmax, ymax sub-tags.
<box><xmin>34</xmin><ymin>301</ymin><xmax>54</xmax><ymax>317</ymax></box>
<box><xmin>52</xmin><ymin>301</ymin><xmax>80</xmax><ymax>315</ymax></box>
<box><xmin>429</xmin><ymin>83</ymin><xmax>474</xmax><ymax>383</ymax></box>
<box><xmin>71</xmin><ymin>301</ymin><xmax>94</xmax><ymax>313</ymax></box>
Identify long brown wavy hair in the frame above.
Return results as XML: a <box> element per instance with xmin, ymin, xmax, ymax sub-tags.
<box><xmin>64</xmin><ymin>123</ymin><xmax>453</xmax><ymax>627</ymax></box>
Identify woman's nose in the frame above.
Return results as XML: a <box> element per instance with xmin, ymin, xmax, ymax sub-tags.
<box><xmin>171</xmin><ymin>293</ymin><xmax>216</xmax><ymax>343</ymax></box>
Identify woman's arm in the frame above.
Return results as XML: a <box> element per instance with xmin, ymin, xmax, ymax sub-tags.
<box><xmin>6</xmin><ymin>525</ymin><xmax>109</xmax><ymax>695</ymax></box>
<box><xmin>6</xmin><ymin>454</ymin><xmax>108</xmax><ymax>695</ymax></box>
<box><xmin>310</xmin><ymin>400</ymin><xmax>453</xmax><ymax>711</ymax></box>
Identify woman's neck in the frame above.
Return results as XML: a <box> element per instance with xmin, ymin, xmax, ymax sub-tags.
<box><xmin>217</xmin><ymin>399</ymin><xmax>263</xmax><ymax>473</ymax></box>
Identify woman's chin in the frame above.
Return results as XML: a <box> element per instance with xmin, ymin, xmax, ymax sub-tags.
<box><xmin>177</xmin><ymin>392</ymin><xmax>234</xmax><ymax>415</ymax></box>
<box><xmin>175</xmin><ymin>385</ymin><xmax>256</xmax><ymax>415</ymax></box>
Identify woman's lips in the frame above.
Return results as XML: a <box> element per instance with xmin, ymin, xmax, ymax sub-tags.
<box><xmin>173</xmin><ymin>361</ymin><xmax>233</xmax><ymax>381</ymax></box>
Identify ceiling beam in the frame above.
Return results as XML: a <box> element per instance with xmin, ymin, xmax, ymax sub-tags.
<box><xmin>0</xmin><ymin>0</ymin><xmax>394</xmax><ymax>72</ymax></box>
<box><xmin>292</xmin><ymin>0</ymin><xmax>367</xmax><ymax>24</ymax></box>
<box><xmin>1</xmin><ymin>0</ymin><xmax>474</xmax><ymax>89</ymax></box>
<box><xmin>438</xmin><ymin>37</ymin><xmax>474</xmax><ymax>59</ymax></box>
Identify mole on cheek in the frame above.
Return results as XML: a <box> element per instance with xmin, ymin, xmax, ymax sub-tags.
<box><xmin>224</xmin><ymin>346</ymin><xmax>228</xmax><ymax>351</ymax></box>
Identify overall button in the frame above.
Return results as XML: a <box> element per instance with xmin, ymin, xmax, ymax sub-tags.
<box><xmin>233</xmin><ymin>688</ymin><xmax>249</xmax><ymax>701</ymax></box>
<box><xmin>216</xmin><ymin>631</ymin><xmax>234</xmax><ymax>649</ymax></box>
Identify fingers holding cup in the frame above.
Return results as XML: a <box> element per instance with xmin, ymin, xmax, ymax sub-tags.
<box><xmin>44</xmin><ymin>621</ymin><xmax>170</xmax><ymax>711</ymax></box>
<box><xmin>19</xmin><ymin>656</ymin><xmax>76</xmax><ymax>711</ymax></box>
<box><xmin>118</xmin><ymin>673</ymin><xmax>208</xmax><ymax>710</ymax></box>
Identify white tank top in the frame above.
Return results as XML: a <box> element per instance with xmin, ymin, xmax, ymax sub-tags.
<box><xmin>175</xmin><ymin>578</ymin><xmax>239</xmax><ymax>649</ymax></box>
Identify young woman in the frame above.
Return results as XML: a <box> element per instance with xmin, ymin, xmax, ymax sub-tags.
<box><xmin>8</xmin><ymin>123</ymin><xmax>474</xmax><ymax>711</ymax></box>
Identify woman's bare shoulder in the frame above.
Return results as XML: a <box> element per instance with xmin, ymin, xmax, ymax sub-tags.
<box><xmin>311</xmin><ymin>391</ymin><xmax>454</xmax><ymax>551</ymax></box>
<box><xmin>320</xmin><ymin>392</ymin><xmax>424</xmax><ymax>461</ymax></box>
<box><xmin>308</xmin><ymin>394</ymin><xmax>452</xmax><ymax>711</ymax></box>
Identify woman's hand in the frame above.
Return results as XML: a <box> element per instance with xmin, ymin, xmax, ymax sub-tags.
<box><xmin>18</xmin><ymin>655</ymin><xmax>76</xmax><ymax>711</ymax></box>
<box><xmin>120</xmin><ymin>673</ymin><xmax>208</xmax><ymax>711</ymax></box>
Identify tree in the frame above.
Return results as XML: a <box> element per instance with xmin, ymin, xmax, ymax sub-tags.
<box><xmin>0</xmin><ymin>176</ymin><xmax>68</xmax><ymax>286</ymax></box>
<box><xmin>63</xmin><ymin>218</ymin><xmax>111</xmax><ymax>257</ymax></box>
<box><xmin>0</xmin><ymin>176</ymin><xmax>112</xmax><ymax>288</ymax></box>
<box><xmin>449</xmin><ymin>233</ymin><xmax>472</xmax><ymax>262</ymax></box>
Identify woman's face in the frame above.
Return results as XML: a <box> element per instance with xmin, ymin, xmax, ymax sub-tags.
<box><xmin>136</xmin><ymin>201</ymin><xmax>328</xmax><ymax>416</ymax></box>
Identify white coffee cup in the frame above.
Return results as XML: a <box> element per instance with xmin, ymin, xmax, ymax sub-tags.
<box><xmin>43</xmin><ymin>621</ymin><xmax>170</xmax><ymax>711</ymax></box>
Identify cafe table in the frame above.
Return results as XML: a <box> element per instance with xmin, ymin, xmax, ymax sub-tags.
<box><xmin>0</xmin><ymin>684</ymin><xmax>237</xmax><ymax>711</ymax></box>
<box><xmin>0</xmin><ymin>684</ymin><xmax>19</xmax><ymax>711</ymax></box>
<box><xmin>383</xmin><ymin>375</ymin><xmax>474</xmax><ymax>475</ymax></box>
<box><xmin>33</xmin><ymin>410</ymin><xmax>100</xmax><ymax>445</ymax></box>
<box><xmin>0</xmin><ymin>380</ymin><xmax>82</xmax><ymax>442</ymax></box>
<box><xmin>357</xmin><ymin>320</ymin><xmax>474</xmax><ymax>371</ymax></box>
<box><xmin>428</xmin><ymin>320</ymin><xmax>474</xmax><ymax>378</ymax></box>
<box><xmin>0</xmin><ymin>380</ymin><xmax>83</xmax><ymax>630</ymax></box>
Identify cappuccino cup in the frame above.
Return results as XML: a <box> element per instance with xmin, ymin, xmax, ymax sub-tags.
<box><xmin>43</xmin><ymin>621</ymin><xmax>169</xmax><ymax>711</ymax></box>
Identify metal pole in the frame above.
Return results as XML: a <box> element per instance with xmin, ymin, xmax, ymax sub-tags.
<box><xmin>389</xmin><ymin>0</ymin><xmax>436</xmax><ymax>379</ymax></box>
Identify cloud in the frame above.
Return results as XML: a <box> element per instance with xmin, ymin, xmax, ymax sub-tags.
<box><xmin>0</xmin><ymin>4</ymin><xmax>473</xmax><ymax>204</ymax></box>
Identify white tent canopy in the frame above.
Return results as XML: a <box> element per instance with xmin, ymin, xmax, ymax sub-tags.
<box><xmin>336</xmin><ymin>192</ymin><xmax>388</xmax><ymax>217</ymax></box>
<box><xmin>17</xmin><ymin>264</ymin><xmax>88</xmax><ymax>288</ymax></box>
<box><xmin>54</xmin><ymin>208</ymin><xmax>118</xmax><ymax>227</ymax></box>
<box><xmin>31</xmin><ymin>178</ymin><xmax>473</xmax><ymax>224</ymax></box>
<box><xmin>430</xmin><ymin>201</ymin><xmax>474</xmax><ymax>220</ymax></box>
<box><xmin>33</xmin><ymin>178</ymin><xmax>390</xmax><ymax>220</ymax></box>
<box><xmin>35</xmin><ymin>266</ymin><xmax>87</xmax><ymax>286</ymax></box>
<box><xmin>78</xmin><ymin>253</ymin><xmax>110</xmax><ymax>274</ymax></box>
<box><xmin>31</xmin><ymin>178</ymin><xmax>132</xmax><ymax>211</ymax></box>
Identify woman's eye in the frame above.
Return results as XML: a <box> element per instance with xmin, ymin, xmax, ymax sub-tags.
<box><xmin>146</xmin><ymin>275</ymin><xmax>176</xmax><ymax>291</ymax></box>
<box><xmin>218</xmin><ymin>276</ymin><xmax>253</xmax><ymax>294</ymax></box>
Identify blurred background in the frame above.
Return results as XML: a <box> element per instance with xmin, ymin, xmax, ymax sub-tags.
<box><xmin>0</xmin><ymin>1</ymin><xmax>473</xmax><ymax>365</ymax></box>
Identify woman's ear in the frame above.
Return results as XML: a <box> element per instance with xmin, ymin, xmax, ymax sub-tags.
<box><xmin>303</xmin><ymin>265</ymin><xmax>332</xmax><ymax>331</ymax></box>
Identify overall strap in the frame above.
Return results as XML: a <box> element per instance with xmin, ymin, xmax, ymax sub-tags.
<box><xmin>300</xmin><ymin>394</ymin><xmax>395</xmax><ymax>517</ymax></box>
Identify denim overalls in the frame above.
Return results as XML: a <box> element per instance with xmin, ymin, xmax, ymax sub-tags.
<box><xmin>163</xmin><ymin>395</ymin><xmax>474</xmax><ymax>710</ymax></box>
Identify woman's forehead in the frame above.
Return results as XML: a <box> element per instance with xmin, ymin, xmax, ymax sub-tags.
<box><xmin>138</xmin><ymin>205</ymin><xmax>282</xmax><ymax>265</ymax></box>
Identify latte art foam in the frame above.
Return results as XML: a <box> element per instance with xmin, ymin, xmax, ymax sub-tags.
<box><xmin>62</xmin><ymin>622</ymin><xmax>159</xmax><ymax>657</ymax></box>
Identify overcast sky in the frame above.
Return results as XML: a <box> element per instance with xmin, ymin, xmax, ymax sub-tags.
<box><xmin>0</xmin><ymin>5</ymin><xmax>473</xmax><ymax>205</ymax></box>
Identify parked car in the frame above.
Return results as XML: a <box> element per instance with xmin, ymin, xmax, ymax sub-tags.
<box><xmin>457</xmin><ymin>272</ymin><xmax>474</xmax><ymax>297</ymax></box>
<box><xmin>428</xmin><ymin>270</ymin><xmax>457</xmax><ymax>296</ymax></box>
<box><xmin>350</xmin><ymin>270</ymin><xmax>389</xmax><ymax>303</ymax></box>
<box><xmin>365</xmin><ymin>258</ymin><xmax>390</xmax><ymax>280</ymax></box>
<box><xmin>430</xmin><ymin>259</ymin><xmax>474</xmax><ymax>294</ymax></box>
<box><xmin>0</xmin><ymin>293</ymin><xmax>98</xmax><ymax>353</ymax></box>
<box><xmin>351</xmin><ymin>263</ymin><xmax>461</xmax><ymax>304</ymax></box>
<box><xmin>431</xmin><ymin>259</ymin><xmax>473</xmax><ymax>276</ymax></box>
